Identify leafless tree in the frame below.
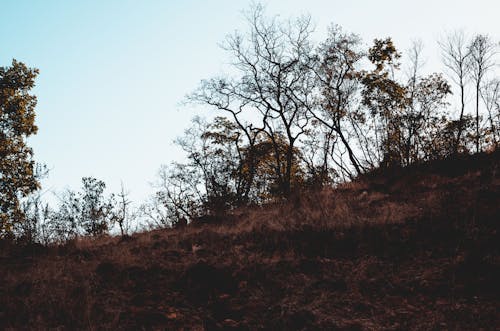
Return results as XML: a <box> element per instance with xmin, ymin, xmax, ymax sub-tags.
<box><xmin>17</xmin><ymin>190</ymin><xmax>52</xmax><ymax>244</ymax></box>
<box><xmin>439</xmin><ymin>31</ymin><xmax>471</xmax><ymax>153</ymax></box>
<box><xmin>481</xmin><ymin>78</ymin><xmax>500</xmax><ymax>146</ymax></box>
<box><xmin>112</xmin><ymin>182</ymin><xmax>133</xmax><ymax>236</ymax></box>
<box><xmin>149</xmin><ymin>162</ymin><xmax>203</xmax><ymax>227</ymax></box>
<box><xmin>402</xmin><ymin>40</ymin><xmax>425</xmax><ymax>164</ymax></box>
<box><xmin>468</xmin><ymin>34</ymin><xmax>497</xmax><ymax>152</ymax></box>
<box><xmin>402</xmin><ymin>41</ymin><xmax>452</xmax><ymax>163</ymax></box>
<box><xmin>190</xmin><ymin>4</ymin><xmax>315</xmax><ymax>197</ymax></box>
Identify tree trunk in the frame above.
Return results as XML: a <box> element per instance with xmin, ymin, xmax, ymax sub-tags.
<box><xmin>476</xmin><ymin>81</ymin><xmax>480</xmax><ymax>153</ymax></box>
<box><xmin>455</xmin><ymin>81</ymin><xmax>466</xmax><ymax>153</ymax></box>
<box><xmin>337</xmin><ymin>129</ymin><xmax>362</xmax><ymax>177</ymax></box>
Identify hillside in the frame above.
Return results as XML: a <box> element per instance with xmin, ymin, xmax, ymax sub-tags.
<box><xmin>1</xmin><ymin>151</ymin><xmax>499</xmax><ymax>330</ymax></box>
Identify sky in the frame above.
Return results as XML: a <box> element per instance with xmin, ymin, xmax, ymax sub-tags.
<box><xmin>1</xmin><ymin>0</ymin><xmax>499</xmax><ymax>204</ymax></box>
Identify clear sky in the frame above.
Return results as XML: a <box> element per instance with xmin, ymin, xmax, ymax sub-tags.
<box><xmin>1</xmin><ymin>0</ymin><xmax>499</xmax><ymax>204</ymax></box>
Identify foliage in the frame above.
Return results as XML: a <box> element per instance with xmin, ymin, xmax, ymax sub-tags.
<box><xmin>0</xmin><ymin>60</ymin><xmax>40</xmax><ymax>236</ymax></box>
<box><xmin>78</xmin><ymin>177</ymin><xmax>114</xmax><ymax>236</ymax></box>
<box><xmin>3</xmin><ymin>6</ymin><xmax>499</xmax><ymax>238</ymax></box>
<box><xmin>172</xmin><ymin>6</ymin><xmax>499</xmax><ymax>226</ymax></box>
<box><xmin>33</xmin><ymin>177</ymin><xmax>117</xmax><ymax>241</ymax></box>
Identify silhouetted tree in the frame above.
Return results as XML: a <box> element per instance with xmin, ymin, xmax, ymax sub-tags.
<box><xmin>481</xmin><ymin>78</ymin><xmax>500</xmax><ymax>146</ymax></box>
<box><xmin>408</xmin><ymin>73</ymin><xmax>451</xmax><ymax>160</ymax></box>
<box><xmin>145</xmin><ymin>162</ymin><xmax>203</xmax><ymax>227</ymax></box>
<box><xmin>439</xmin><ymin>31</ymin><xmax>471</xmax><ymax>153</ymax></box>
<box><xmin>190</xmin><ymin>4</ymin><xmax>315</xmax><ymax>197</ymax></box>
<box><xmin>17</xmin><ymin>189</ymin><xmax>51</xmax><ymax>244</ymax></box>
<box><xmin>468</xmin><ymin>34</ymin><xmax>497</xmax><ymax>152</ymax></box>
<box><xmin>167</xmin><ymin>6</ymin><xmax>500</xmax><ymax>225</ymax></box>
<box><xmin>175</xmin><ymin>117</ymin><xmax>240</xmax><ymax>214</ymax></box>
<box><xmin>310</xmin><ymin>25</ymin><xmax>365</xmax><ymax>178</ymax></box>
<box><xmin>361</xmin><ymin>38</ymin><xmax>407</xmax><ymax>167</ymax></box>
<box><xmin>111</xmin><ymin>182</ymin><xmax>133</xmax><ymax>236</ymax></box>
<box><xmin>401</xmin><ymin>42</ymin><xmax>452</xmax><ymax>162</ymax></box>
<box><xmin>15</xmin><ymin>164</ymin><xmax>50</xmax><ymax>243</ymax></box>
<box><xmin>79</xmin><ymin>177</ymin><xmax>114</xmax><ymax>236</ymax></box>
<box><xmin>50</xmin><ymin>190</ymin><xmax>80</xmax><ymax>241</ymax></box>
<box><xmin>49</xmin><ymin>177</ymin><xmax>114</xmax><ymax>238</ymax></box>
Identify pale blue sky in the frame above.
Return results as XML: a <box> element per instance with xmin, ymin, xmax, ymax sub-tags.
<box><xmin>1</xmin><ymin>0</ymin><xmax>499</xmax><ymax>203</ymax></box>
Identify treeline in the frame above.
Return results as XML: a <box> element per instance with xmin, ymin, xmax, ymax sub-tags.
<box><xmin>1</xmin><ymin>5</ymin><xmax>499</xmax><ymax>242</ymax></box>
<box><xmin>151</xmin><ymin>6</ymin><xmax>499</xmax><ymax>226</ymax></box>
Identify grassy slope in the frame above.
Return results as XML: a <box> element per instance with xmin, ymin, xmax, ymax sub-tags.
<box><xmin>0</xmin><ymin>151</ymin><xmax>499</xmax><ymax>330</ymax></box>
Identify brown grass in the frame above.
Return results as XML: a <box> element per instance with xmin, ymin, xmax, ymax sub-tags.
<box><xmin>0</xmin><ymin>151</ymin><xmax>499</xmax><ymax>330</ymax></box>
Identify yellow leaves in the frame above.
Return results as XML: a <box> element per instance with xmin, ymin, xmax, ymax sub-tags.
<box><xmin>0</xmin><ymin>60</ymin><xmax>40</xmax><ymax>236</ymax></box>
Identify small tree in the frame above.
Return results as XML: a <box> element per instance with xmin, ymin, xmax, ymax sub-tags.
<box><xmin>79</xmin><ymin>177</ymin><xmax>114</xmax><ymax>236</ymax></box>
<box><xmin>17</xmin><ymin>190</ymin><xmax>51</xmax><ymax>244</ymax></box>
<box><xmin>15</xmin><ymin>164</ymin><xmax>50</xmax><ymax>243</ymax></box>
<box><xmin>112</xmin><ymin>182</ymin><xmax>133</xmax><ymax>236</ymax></box>
<box><xmin>51</xmin><ymin>177</ymin><xmax>116</xmax><ymax>238</ymax></box>
<box><xmin>50</xmin><ymin>190</ymin><xmax>81</xmax><ymax>242</ymax></box>
<box><xmin>143</xmin><ymin>162</ymin><xmax>203</xmax><ymax>228</ymax></box>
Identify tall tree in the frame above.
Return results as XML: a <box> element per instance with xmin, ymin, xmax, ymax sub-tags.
<box><xmin>0</xmin><ymin>60</ymin><xmax>40</xmax><ymax>236</ymax></box>
<box><xmin>190</xmin><ymin>4</ymin><xmax>315</xmax><ymax>197</ymax></box>
<box><xmin>402</xmin><ymin>41</ymin><xmax>452</xmax><ymax>163</ymax></box>
<box><xmin>468</xmin><ymin>34</ymin><xmax>496</xmax><ymax>152</ymax></box>
<box><xmin>439</xmin><ymin>31</ymin><xmax>471</xmax><ymax>153</ymax></box>
<box><xmin>311</xmin><ymin>25</ymin><xmax>364</xmax><ymax>177</ymax></box>
<box><xmin>402</xmin><ymin>40</ymin><xmax>425</xmax><ymax>164</ymax></box>
<box><xmin>361</xmin><ymin>38</ymin><xmax>407</xmax><ymax>167</ymax></box>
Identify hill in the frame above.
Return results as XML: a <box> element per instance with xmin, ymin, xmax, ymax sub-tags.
<box><xmin>1</xmin><ymin>151</ymin><xmax>499</xmax><ymax>330</ymax></box>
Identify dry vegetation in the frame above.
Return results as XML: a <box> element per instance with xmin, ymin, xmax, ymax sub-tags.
<box><xmin>0</xmin><ymin>151</ymin><xmax>499</xmax><ymax>330</ymax></box>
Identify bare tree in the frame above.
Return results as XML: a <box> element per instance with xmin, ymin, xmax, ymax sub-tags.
<box><xmin>402</xmin><ymin>40</ymin><xmax>425</xmax><ymax>164</ymax></box>
<box><xmin>468</xmin><ymin>34</ymin><xmax>497</xmax><ymax>152</ymax></box>
<box><xmin>149</xmin><ymin>162</ymin><xmax>203</xmax><ymax>227</ymax></box>
<box><xmin>439</xmin><ymin>31</ymin><xmax>471</xmax><ymax>153</ymax></box>
<box><xmin>112</xmin><ymin>182</ymin><xmax>132</xmax><ymax>236</ymax></box>
<box><xmin>310</xmin><ymin>25</ymin><xmax>364</xmax><ymax>177</ymax></box>
<box><xmin>190</xmin><ymin>4</ymin><xmax>315</xmax><ymax>197</ymax></box>
<box><xmin>481</xmin><ymin>78</ymin><xmax>500</xmax><ymax>146</ymax></box>
<box><xmin>17</xmin><ymin>190</ymin><xmax>52</xmax><ymax>244</ymax></box>
<box><xmin>402</xmin><ymin>41</ymin><xmax>452</xmax><ymax>163</ymax></box>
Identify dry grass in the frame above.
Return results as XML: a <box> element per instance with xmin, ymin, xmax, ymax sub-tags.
<box><xmin>0</xmin><ymin>151</ymin><xmax>499</xmax><ymax>330</ymax></box>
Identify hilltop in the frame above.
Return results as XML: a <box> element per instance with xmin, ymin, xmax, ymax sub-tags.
<box><xmin>1</xmin><ymin>151</ymin><xmax>499</xmax><ymax>330</ymax></box>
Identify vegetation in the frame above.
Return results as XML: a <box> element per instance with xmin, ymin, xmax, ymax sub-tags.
<box><xmin>0</xmin><ymin>4</ymin><xmax>499</xmax><ymax>330</ymax></box>
<box><xmin>0</xmin><ymin>60</ymin><xmax>40</xmax><ymax>236</ymax></box>
<box><xmin>0</xmin><ymin>151</ymin><xmax>498</xmax><ymax>329</ymax></box>
<box><xmin>0</xmin><ymin>6</ymin><xmax>497</xmax><ymax>240</ymax></box>
<box><xmin>156</xmin><ymin>5</ymin><xmax>498</xmax><ymax>227</ymax></box>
